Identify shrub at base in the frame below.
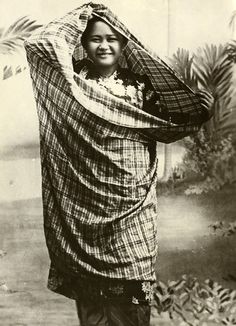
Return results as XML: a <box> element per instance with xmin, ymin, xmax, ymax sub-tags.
<box><xmin>182</xmin><ymin>129</ymin><xmax>236</xmax><ymax>195</ymax></box>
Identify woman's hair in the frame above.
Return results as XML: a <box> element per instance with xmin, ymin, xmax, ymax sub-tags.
<box><xmin>81</xmin><ymin>16</ymin><xmax>128</xmax><ymax>49</ymax></box>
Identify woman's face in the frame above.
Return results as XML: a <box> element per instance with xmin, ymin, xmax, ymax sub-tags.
<box><xmin>84</xmin><ymin>20</ymin><xmax>125</xmax><ymax>71</ymax></box>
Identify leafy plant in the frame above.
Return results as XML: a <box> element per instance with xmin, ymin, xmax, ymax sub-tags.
<box><xmin>227</xmin><ymin>9</ymin><xmax>236</xmax><ymax>62</ymax></box>
<box><xmin>0</xmin><ymin>16</ymin><xmax>41</xmax><ymax>55</ymax></box>
<box><xmin>2</xmin><ymin>64</ymin><xmax>26</xmax><ymax>80</ymax></box>
<box><xmin>169</xmin><ymin>44</ymin><xmax>234</xmax><ymax>135</ymax></box>
<box><xmin>226</xmin><ymin>40</ymin><xmax>236</xmax><ymax>64</ymax></box>
<box><xmin>0</xmin><ymin>16</ymin><xmax>42</xmax><ymax>80</ymax></box>
<box><xmin>195</xmin><ymin>45</ymin><xmax>233</xmax><ymax>135</ymax></box>
<box><xmin>168</xmin><ymin>48</ymin><xmax>198</xmax><ymax>90</ymax></box>
<box><xmin>183</xmin><ymin>130</ymin><xmax>236</xmax><ymax>194</ymax></box>
<box><xmin>209</xmin><ymin>221</ymin><xmax>236</xmax><ymax>237</ymax></box>
<box><xmin>229</xmin><ymin>10</ymin><xmax>236</xmax><ymax>35</ymax></box>
<box><xmin>194</xmin><ymin>44</ymin><xmax>232</xmax><ymax>98</ymax></box>
<box><xmin>168</xmin><ymin>44</ymin><xmax>236</xmax><ymax>193</ymax></box>
<box><xmin>153</xmin><ymin>275</ymin><xmax>236</xmax><ymax>326</ymax></box>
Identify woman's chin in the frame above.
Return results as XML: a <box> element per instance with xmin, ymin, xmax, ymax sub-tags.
<box><xmin>96</xmin><ymin>60</ymin><xmax>115</xmax><ymax>67</ymax></box>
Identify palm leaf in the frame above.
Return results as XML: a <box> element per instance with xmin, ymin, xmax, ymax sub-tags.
<box><xmin>229</xmin><ymin>10</ymin><xmax>236</xmax><ymax>33</ymax></box>
<box><xmin>168</xmin><ymin>48</ymin><xmax>198</xmax><ymax>90</ymax></box>
<box><xmin>0</xmin><ymin>39</ymin><xmax>24</xmax><ymax>54</ymax></box>
<box><xmin>194</xmin><ymin>44</ymin><xmax>234</xmax><ymax>134</ymax></box>
<box><xmin>1</xmin><ymin>16</ymin><xmax>42</xmax><ymax>79</ymax></box>
<box><xmin>3</xmin><ymin>65</ymin><xmax>26</xmax><ymax>80</ymax></box>
<box><xmin>226</xmin><ymin>41</ymin><xmax>236</xmax><ymax>63</ymax></box>
<box><xmin>3</xmin><ymin>16</ymin><xmax>41</xmax><ymax>36</ymax></box>
<box><xmin>194</xmin><ymin>44</ymin><xmax>233</xmax><ymax>97</ymax></box>
<box><xmin>0</xmin><ymin>16</ymin><xmax>42</xmax><ymax>55</ymax></box>
<box><xmin>170</xmin><ymin>43</ymin><xmax>234</xmax><ymax>135</ymax></box>
<box><xmin>3</xmin><ymin>16</ymin><xmax>28</xmax><ymax>35</ymax></box>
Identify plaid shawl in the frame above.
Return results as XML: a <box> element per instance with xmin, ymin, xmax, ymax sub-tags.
<box><xmin>25</xmin><ymin>3</ymin><xmax>209</xmax><ymax>281</ymax></box>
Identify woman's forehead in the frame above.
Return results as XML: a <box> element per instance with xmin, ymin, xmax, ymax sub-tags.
<box><xmin>89</xmin><ymin>20</ymin><xmax>119</xmax><ymax>36</ymax></box>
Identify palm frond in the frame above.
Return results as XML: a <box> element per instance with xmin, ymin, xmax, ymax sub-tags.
<box><xmin>193</xmin><ymin>44</ymin><xmax>233</xmax><ymax>99</ymax></box>
<box><xmin>0</xmin><ymin>35</ymin><xmax>27</xmax><ymax>54</ymax></box>
<box><xmin>170</xmin><ymin>43</ymin><xmax>234</xmax><ymax>135</ymax></box>
<box><xmin>0</xmin><ymin>16</ymin><xmax>42</xmax><ymax>55</ymax></box>
<box><xmin>4</xmin><ymin>17</ymin><xmax>41</xmax><ymax>36</ymax></box>
<box><xmin>3</xmin><ymin>65</ymin><xmax>26</xmax><ymax>80</ymax></box>
<box><xmin>229</xmin><ymin>10</ymin><xmax>236</xmax><ymax>32</ymax></box>
<box><xmin>226</xmin><ymin>41</ymin><xmax>236</xmax><ymax>63</ymax></box>
<box><xmin>168</xmin><ymin>48</ymin><xmax>198</xmax><ymax>90</ymax></box>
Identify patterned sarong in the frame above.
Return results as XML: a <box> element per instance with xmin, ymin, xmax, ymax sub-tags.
<box><xmin>24</xmin><ymin>3</ymin><xmax>210</xmax><ymax>282</ymax></box>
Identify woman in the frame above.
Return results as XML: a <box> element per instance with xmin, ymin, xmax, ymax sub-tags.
<box><xmin>25</xmin><ymin>3</ymin><xmax>213</xmax><ymax>325</ymax></box>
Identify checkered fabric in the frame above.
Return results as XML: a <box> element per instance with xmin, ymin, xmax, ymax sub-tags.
<box><xmin>24</xmin><ymin>3</ymin><xmax>210</xmax><ymax>281</ymax></box>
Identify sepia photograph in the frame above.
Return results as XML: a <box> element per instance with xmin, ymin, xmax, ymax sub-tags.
<box><xmin>0</xmin><ymin>0</ymin><xmax>236</xmax><ymax>325</ymax></box>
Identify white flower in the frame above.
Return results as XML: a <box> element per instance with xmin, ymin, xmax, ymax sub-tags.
<box><xmin>116</xmin><ymin>78</ymin><xmax>123</xmax><ymax>85</ymax></box>
<box><xmin>110</xmin><ymin>83</ymin><xmax>126</xmax><ymax>97</ymax></box>
<box><xmin>98</xmin><ymin>79</ymin><xmax>109</xmax><ymax>88</ymax></box>
<box><xmin>137</xmin><ymin>81</ymin><xmax>145</xmax><ymax>91</ymax></box>
<box><xmin>97</xmin><ymin>75</ymin><xmax>126</xmax><ymax>98</ymax></box>
<box><xmin>126</xmin><ymin>85</ymin><xmax>137</xmax><ymax>100</ymax></box>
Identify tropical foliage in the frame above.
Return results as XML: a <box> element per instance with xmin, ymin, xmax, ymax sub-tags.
<box><xmin>183</xmin><ymin>130</ymin><xmax>236</xmax><ymax>194</ymax></box>
<box><xmin>209</xmin><ymin>220</ymin><xmax>236</xmax><ymax>237</ymax></box>
<box><xmin>169</xmin><ymin>48</ymin><xmax>198</xmax><ymax>90</ymax></box>
<box><xmin>226</xmin><ymin>40</ymin><xmax>236</xmax><ymax>64</ymax></box>
<box><xmin>161</xmin><ymin>11</ymin><xmax>236</xmax><ymax>184</ymax></box>
<box><xmin>0</xmin><ymin>16</ymin><xmax>42</xmax><ymax>79</ymax></box>
<box><xmin>169</xmin><ymin>44</ymin><xmax>234</xmax><ymax>135</ymax></box>
<box><xmin>229</xmin><ymin>10</ymin><xmax>236</xmax><ymax>36</ymax></box>
<box><xmin>153</xmin><ymin>275</ymin><xmax>236</xmax><ymax>326</ymax></box>
<box><xmin>168</xmin><ymin>41</ymin><xmax>236</xmax><ymax>193</ymax></box>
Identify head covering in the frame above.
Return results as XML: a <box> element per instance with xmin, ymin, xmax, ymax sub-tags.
<box><xmin>24</xmin><ymin>3</ymin><xmax>209</xmax><ymax>280</ymax></box>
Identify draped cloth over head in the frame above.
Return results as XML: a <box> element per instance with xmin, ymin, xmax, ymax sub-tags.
<box><xmin>25</xmin><ymin>3</ymin><xmax>209</xmax><ymax>281</ymax></box>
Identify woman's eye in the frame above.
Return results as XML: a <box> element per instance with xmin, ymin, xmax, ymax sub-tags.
<box><xmin>108</xmin><ymin>38</ymin><xmax>118</xmax><ymax>42</ymax></box>
<box><xmin>90</xmin><ymin>38</ymin><xmax>100</xmax><ymax>42</ymax></box>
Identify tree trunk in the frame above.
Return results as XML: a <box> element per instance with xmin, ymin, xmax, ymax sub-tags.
<box><xmin>161</xmin><ymin>144</ymin><xmax>172</xmax><ymax>181</ymax></box>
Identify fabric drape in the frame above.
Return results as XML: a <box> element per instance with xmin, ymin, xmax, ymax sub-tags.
<box><xmin>24</xmin><ymin>2</ymin><xmax>210</xmax><ymax>281</ymax></box>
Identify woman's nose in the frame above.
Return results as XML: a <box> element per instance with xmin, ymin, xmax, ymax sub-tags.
<box><xmin>99</xmin><ymin>40</ymin><xmax>109</xmax><ymax>50</ymax></box>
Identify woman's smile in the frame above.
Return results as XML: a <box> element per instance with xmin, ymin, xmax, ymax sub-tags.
<box><xmin>97</xmin><ymin>52</ymin><xmax>113</xmax><ymax>56</ymax></box>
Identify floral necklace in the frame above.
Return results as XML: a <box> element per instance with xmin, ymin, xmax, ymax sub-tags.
<box><xmin>79</xmin><ymin>66</ymin><xmax>145</xmax><ymax>109</ymax></box>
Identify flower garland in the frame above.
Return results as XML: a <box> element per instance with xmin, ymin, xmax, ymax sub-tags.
<box><xmin>79</xmin><ymin>66</ymin><xmax>145</xmax><ymax>109</ymax></box>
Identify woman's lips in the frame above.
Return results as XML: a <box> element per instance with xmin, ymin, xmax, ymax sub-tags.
<box><xmin>97</xmin><ymin>53</ymin><xmax>113</xmax><ymax>57</ymax></box>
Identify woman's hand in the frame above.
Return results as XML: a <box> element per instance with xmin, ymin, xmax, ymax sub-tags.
<box><xmin>195</xmin><ymin>90</ymin><xmax>214</xmax><ymax>118</ymax></box>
